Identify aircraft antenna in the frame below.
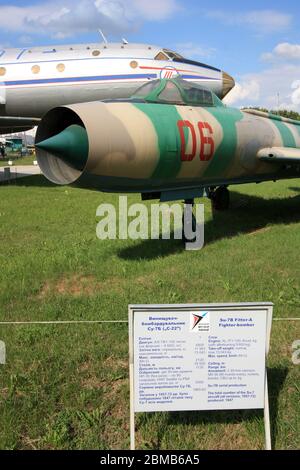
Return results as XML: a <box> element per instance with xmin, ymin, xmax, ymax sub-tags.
<box><xmin>98</xmin><ymin>29</ymin><xmax>108</xmax><ymax>44</ymax></box>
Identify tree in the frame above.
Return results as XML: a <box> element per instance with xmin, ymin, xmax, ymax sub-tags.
<box><xmin>242</xmin><ymin>107</ymin><xmax>300</xmax><ymax>121</ymax></box>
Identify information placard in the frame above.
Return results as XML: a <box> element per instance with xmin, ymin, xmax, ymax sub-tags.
<box><xmin>129</xmin><ymin>303</ymin><xmax>273</xmax><ymax>450</ymax></box>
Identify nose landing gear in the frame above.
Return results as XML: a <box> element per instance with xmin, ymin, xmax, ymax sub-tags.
<box><xmin>208</xmin><ymin>186</ymin><xmax>230</xmax><ymax>211</ymax></box>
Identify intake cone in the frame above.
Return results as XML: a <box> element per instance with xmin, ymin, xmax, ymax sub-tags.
<box><xmin>36</xmin><ymin>124</ymin><xmax>88</xmax><ymax>171</ymax></box>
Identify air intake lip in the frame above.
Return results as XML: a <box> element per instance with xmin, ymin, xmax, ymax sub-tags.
<box><xmin>35</xmin><ymin>107</ymin><xmax>89</xmax><ymax>185</ymax></box>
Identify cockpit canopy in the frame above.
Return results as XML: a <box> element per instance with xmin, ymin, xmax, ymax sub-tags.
<box><xmin>133</xmin><ymin>77</ymin><xmax>224</xmax><ymax>107</ymax></box>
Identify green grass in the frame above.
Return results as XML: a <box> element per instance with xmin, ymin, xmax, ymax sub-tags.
<box><xmin>0</xmin><ymin>155</ymin><xmax>35</xmax><ymax>167</ymax></box>
<box><xmin>0</xmin><ymin>176</ymin><xmax>299</xmax><ymax>449</ymax></box>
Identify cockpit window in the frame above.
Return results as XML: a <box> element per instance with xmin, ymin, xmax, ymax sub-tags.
<box><xmin>154</xmin><ymin>51</ymin><xmax>169</xmax><ymax>61</ymax></box>
<box><xmin>178</xmin><ymin>80</ymin><xmax>214</xmax><ymax>106</ymax></box>
<box><xmin>173</xmin><ymin>57</ymin><xmax>221</xmax><ymax>72</ymax></box>
<box><xmin>158</xmin><ymin>82</ymin><xmax>185</xmax><ymax>104</ymax></box>
<box><xmin>134</xmin><ymin>80</ymin><xmax>162</xmax><ymax>97</ymax></box>
<box><xmin>163</xmin><ymin>49</ymin><xmax>184</xmax><ymax>60</ymax></box>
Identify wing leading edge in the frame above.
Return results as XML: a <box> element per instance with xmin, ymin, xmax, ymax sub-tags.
<box><xmin>0</xmin><ymin>116</ymin><xmax>40</xmax><ymax>135</ymax></box>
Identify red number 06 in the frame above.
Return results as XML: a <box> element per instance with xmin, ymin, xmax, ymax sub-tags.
<box><xmin>177</xmin><ymin>120</ymin><xmax>215</xmax><ymax>162</ymax></box>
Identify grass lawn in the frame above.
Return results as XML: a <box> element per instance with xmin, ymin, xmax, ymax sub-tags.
<box><xmin>0</xmin><ymin>175</ymin><xmax>299</xmax><ymax>449</ymax></box>
<box><xmin>0</xmin><ymin>156</ymin><xmax>35</xmax><ymax>167</ymax></box>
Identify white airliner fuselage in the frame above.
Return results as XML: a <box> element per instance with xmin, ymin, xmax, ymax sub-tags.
<box><xmin>0</xmin><ymin>42</ymin><xmax>234</xmax><ymax>133</ymax></box>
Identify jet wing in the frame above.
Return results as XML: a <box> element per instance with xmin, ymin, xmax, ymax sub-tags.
<box><xmin>257</xmin><ymin>147</ymin><xmax>300</xmax><ymax>164</ymax></box>
<box><xmin>0</xmin><ymin>116</ymin><xmax>40</xmax><ymax>135</ymax></box>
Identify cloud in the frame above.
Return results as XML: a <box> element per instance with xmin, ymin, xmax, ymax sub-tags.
<box><xmin>223</xmin><ymin>80</ymin><xmax>260</xmax><ymax>106</ymax></box>
<box><xmin>252</xmin><ymin>43</ymin><xmax>300</xmax><ymax>110</ymax></box>
<box><xmin>19</xmin><ymin>35</ymin><xmax>33</xmax><ymax>45</ymax></box>
<box><xmin>223</xmin><ymin>64</ymin><xmax>300</xmax><ymax>112</ymax></box>
<box><xmin>206</xmin><ymin>9</ymin><xmax>292</xmax><ymax>34</ymax></box>
<box><xmin>176</xmin><ymin>42</ymin><xmax>216</xmax><ymax>60</ymax></box>
<box><xmin>0</xmin><ymin>0</ymin><xmax>180</xmax><ymax>39</ymax></box>
<box><xmin>130</xmin><ymin>0</ymin><xmax>180</xmax><ymax>21</ymax></box>
<box><xmin>291</xmin><ymin>80</ymin><xmax>300</xmax><ymax>106</ymax></box>
<box><xmin>262</xmin><ymin>42</ymin><xmax>300</xmax><ymax>62</ymax></box>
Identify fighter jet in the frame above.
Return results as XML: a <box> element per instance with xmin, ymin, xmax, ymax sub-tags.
<box><xmin>35</xmin><ymin>77</ymin><xmax>300</xmax><ymax>216</ymax></box>
<box><xmin>0</xmin><ymin>42</ymin><xmax>234</xmax><ymax>135</ymax></box>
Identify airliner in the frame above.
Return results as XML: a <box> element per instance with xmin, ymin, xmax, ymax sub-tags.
<box><xmin>0</xmin><ymin>42</ymin><xmax>235</xmax><ymax>135</ymax></box>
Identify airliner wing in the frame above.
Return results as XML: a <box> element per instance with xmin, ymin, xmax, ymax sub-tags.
<box><xmin>0</xmin><ymin>116</ymin><xmax>40</xmax><ymax>135</ymax></box>
<box><xmin>257</xmin><ymin>147</ymin><xmax>300</xmax><ymax>164</ymax></box>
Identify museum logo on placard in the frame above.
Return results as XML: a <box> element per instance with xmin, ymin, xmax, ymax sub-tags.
<box><xmin>190</xmin><ymin>312</ymin><xmax>210</xmax><ymax>332</ymax></box>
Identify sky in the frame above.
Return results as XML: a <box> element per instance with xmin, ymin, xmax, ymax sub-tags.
<box><xmin>0</xmin><ymin>0</ymin><xmax>300</xmax><ymax>111</ymax></box>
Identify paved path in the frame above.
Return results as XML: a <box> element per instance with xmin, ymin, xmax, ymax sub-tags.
<box><xmin>0</xmin><ymin>165</ymin><xmax>41</xmax><ymax>182</ymax></box>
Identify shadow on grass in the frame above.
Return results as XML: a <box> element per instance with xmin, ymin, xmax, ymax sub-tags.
<box><xmin>289</xmin><ymin>187</ymin><xmax>300</xmax><ymax>193</ymax></box>
<box><xmin>138</xmin><ymin>367</ymin><xmax>288</xmax><ymax>450</ymax></box>
<box><xmin>0</xmin><ymin>174</ymin><xmax>56</xmax><ymax>188</ymax></box>
<box><xmin>118</xmin><ymin>192</ymin><xmax>300</xmax><ymax>260</ymax></box>
<box><xmin>268</xmin><ymin>367</ymin><xmax>289</xmax><ymax>449</ymax></box>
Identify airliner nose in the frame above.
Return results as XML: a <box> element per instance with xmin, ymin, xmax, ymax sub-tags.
<box><xmin>222</xmin><ymin>71</ymin><xmax>235</xmax><ymax>98</ymax></box>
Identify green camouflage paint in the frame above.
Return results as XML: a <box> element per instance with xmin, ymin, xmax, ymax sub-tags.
<box><xmin>202</xmin><ymin>108</ymin><xmax>243</xmax><ymax>178</ymax></box>
<box><xmin>134</xmin><ymin>103</ymin><xmax>187</xmax><ymax>179</ymax></box>
<box><xmin>269</xmin><ymin>115</ymin><xmax>296</xmax><ymax>147</ymax></box>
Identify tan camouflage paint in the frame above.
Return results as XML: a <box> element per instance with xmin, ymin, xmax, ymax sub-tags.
<box><xmin>36</xmin><ymin>101</ymin><xmax>300</xmax><ymax>188</ymax></box>
<box><xmin>69</xmin><ymin>102</ymin><xmax>160</xmax><ymax>179</ymax></box>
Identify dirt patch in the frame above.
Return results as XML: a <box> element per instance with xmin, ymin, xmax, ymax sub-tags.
<box><xmin>37</xmin><ymin>274</ymin><xmax>125</xmax><ymax>298</ymax></box>
<box><xmin>0</xmin><ymin>388</ymin><xmax>9</xmax><ymax>399</ymax></box>
<box><xmin>135</xmin><ymin>274</ymin><xmax>156</xmax><ymax>288</ymax></box>
<box><xmin>38</xmin><ymin>275</ymin><xmax>98</xmax><ymax>298</ymax></box>
<box><xmin>82</xmin><ymin>376</ymin><xmax>107</xmax><ymax>390</ymax></box>
<box><xmin>77</xmin><ymin>361</ymin><xmax>94</xmax><ymax>374</ymax></box>
<box><xmin>102</xmin><ymin>356</ymin><xmax>128</xmax><ymax>371</ymax></box>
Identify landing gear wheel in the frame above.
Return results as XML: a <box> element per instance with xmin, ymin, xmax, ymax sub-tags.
<box><xmin>211</xmin><ymin>186</ymin><xmax>230</xmax><ymax>211</ymax></box>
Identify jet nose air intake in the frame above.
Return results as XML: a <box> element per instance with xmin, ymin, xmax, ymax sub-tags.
<box><xmin>222</xmin><ymin>71</ymin><xmax>235</xmax><ymax>98</ymax></box>
<box><xmin>36</xmin><ymin>124</ymin><xmax>89</xmax><ymax>171</ymax></box>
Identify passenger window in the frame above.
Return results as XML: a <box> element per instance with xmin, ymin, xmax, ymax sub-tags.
<box><xmin>57</xmin><ymin>63</ymin><xmax>65</xmax><ymax>72</ymax></box>
<box><xmin>0</xmin><ymin>67</ymin><xmax>6</xmax><ymax>76</ymax></box>
<box><xmin>130</xmin><ymin>61</ymin><xmax>138</xmax><ymax>69</ymax></box>
<box><xmin>31</xmin><ymin>65</ymin><xmax>40</xmax><ymax>74</ymax></box>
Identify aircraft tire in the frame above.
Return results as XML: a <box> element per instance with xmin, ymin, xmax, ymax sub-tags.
<box><xmin>212</xmin><ymin>186</ymin><xmax>230</xmax><ymax>211</ymax></box>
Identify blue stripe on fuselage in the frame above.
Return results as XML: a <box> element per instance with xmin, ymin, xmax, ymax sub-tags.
<box><xmin>3</xmin><ymin>73</ymin><xmax>219</xmax><ymax>87</ymax></box>
<box><xmin>4</xmin><ymin>74</ymin><xmax>157</xmax><ymax>87</ymax></box>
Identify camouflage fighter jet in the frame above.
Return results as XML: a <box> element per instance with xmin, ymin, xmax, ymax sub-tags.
<box><xmin>35</xmin><ymin>77</ymin><xmax>300</xmax><ymax>219</ymax></box>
